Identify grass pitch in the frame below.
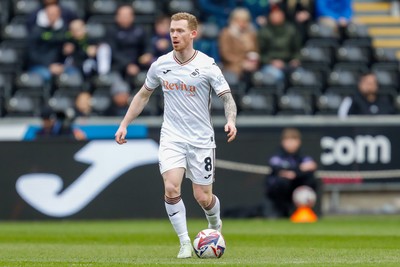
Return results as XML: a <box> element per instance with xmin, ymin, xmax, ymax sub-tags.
<box><xmin>0</xmin><ymin>216</ymin><xmax>399</xmax><ymax>266</ymax></box>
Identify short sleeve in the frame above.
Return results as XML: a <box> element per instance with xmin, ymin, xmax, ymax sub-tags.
<box><xmin>208</xmin><ymin>62</ymin><xmax>230</xmax><ymax>97</ymax></box>
<box><xmin>144</xmin><ymin>61</ymin><xmax>160</xmax><ymax>91</ymax></box>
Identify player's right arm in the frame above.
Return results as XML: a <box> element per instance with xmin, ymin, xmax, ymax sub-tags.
<box><xmin>115</xmin><ymin>86</ymin><xmax>154</xmax><ymax>144</ymax></box>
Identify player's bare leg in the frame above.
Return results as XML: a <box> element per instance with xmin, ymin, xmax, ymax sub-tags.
<box><xmin>163</xmin><ymin>168</ymin><xmax>192</xmax><ymax>258</ymax></box>
<box><xmin>193</xmin><ymin>184</ymin><xmax>222</xmax><ymax>232</ymax></box>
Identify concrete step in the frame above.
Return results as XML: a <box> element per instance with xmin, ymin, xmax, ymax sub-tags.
<box><xmin>354</xmin><ymin>16</ymin><xmax>400</xmax><ymax>25</ymax></box>
<box><xmin>373</xmin><ymin>38</ymin><xmax>400</xmax><ymax>48</ymax></box>
<box><xmin>369</xmin><ymin>27</ymin><xmax>400</xmax><ymax>36</ymax></box>
<box><xmin>353</xmin><ymin>2</ymin><xmax>391</xmax><ymax>12</ymax></box>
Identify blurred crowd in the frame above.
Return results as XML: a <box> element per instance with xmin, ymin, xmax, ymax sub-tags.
<box><xmin>0</xmin><ymin>0</ymin><xmax>398</xmax><ymax>119</ymax></box>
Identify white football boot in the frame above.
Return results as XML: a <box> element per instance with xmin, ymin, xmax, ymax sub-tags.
<box><xmin>209</xmin><ymin>219</ymin><xmax>223</xmax><ymax>233</ymax></box>
<box><xmin>177</xmin><ymin>240</ymin><xmax>192</xmax><ymax>259</ymax></box>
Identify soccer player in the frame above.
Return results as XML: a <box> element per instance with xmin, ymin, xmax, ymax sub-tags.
<box><xmin>114</xmin><ymin>12</ymin><xmax>237</xmax><ymax>258</ymax></box>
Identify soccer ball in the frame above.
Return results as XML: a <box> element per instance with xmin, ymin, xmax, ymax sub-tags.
<box><xmin>193</xmin><ymin>229</ymin><xmax>226</xmax><ymax>258</ymax></box>
<box><xmin>292</xmin><ymin>185</ymin><xmax>316</xmax><ymax>208</ymax></box>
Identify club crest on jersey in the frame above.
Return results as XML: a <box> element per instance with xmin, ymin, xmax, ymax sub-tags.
<box><xmin>190</xmin><ymin>68</ymin><xmax>200</xmax><ymax>78</ymax></box>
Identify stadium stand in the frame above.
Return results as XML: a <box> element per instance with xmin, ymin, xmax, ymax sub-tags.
<box><xmin>0</xmin><ymin>0</ymin><xmax>399</xmax><ymax>117</ymax></box>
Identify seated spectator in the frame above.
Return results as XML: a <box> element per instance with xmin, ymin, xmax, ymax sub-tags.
<box><xmin>27</xmin><ymin>0</ymin><xmax>78</xmax><ymax>31</ymax></box>
<box><xmin>257</xmin><ymin>6</ymin><xmax>301</xmax><ymax>83</ymax></box>
<box><xmin>151</xmin><ymin>15</ymin><xmax>172</xmax><ymax>60</ymax></box>
<box><xmin>105</xmin><ymin>78</ymin><xmax>131</xmax><ymax>116</ymax></box>
<box><xmin>74</xmin><ymin>91</ymin><xmax>94</xmax><ymax>117</ymax></box>
<box><xmin>237</xmin><ymin>0</ymin><xmax>270</xmax><ymax>27</ymax></box>
<box><xmin>36</xmin><ymin>107</ymin><xmax>85</xmax><ymax>140</ymax></box>
<box><xmin>198</xmin><ymin>0</ymin><xmax>236</xmax><ymax>28</ymax></box>
<box><xmin>264</xmin><ymin>128</ymin><xmax>318</xmax><ymax>218</ymax></box>
<box><xmin>64</xmin><ymin>19</ymin><xmax>111</xmax><ymax>79</ymax></box>
<box><xmin>279</xmin><ymin>0</ymin><xmax>314</xmax><ymax>44</ymax></box>
<box><xmin>338</xmin><ymin>71</ymin><xmax>396</xmax><ymax>118</ymax></box>
<box><xmin>219</xmin><ymin>7</ymin><xmax>259</xmax><ymax>89</ymax></box>
<box><xmin>194</xmin><ymin>22</ymin><xmax>220</xmax><ymax>63</ymax></box>
<box><xmin>315</xmin><ymin>0</ymin><xmax>352</xmax><ymax>36</ymax></box>
<box><xmin>27</xmin><ymin>4</ymin><xmax>76</xmax><ymax>82</ymax></box>
<box><xmin>105</xmin><ymin>5</ymin><xmax>153</xmax><ymax>80</ymax></box>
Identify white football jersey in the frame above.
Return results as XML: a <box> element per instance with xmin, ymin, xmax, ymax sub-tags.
<box><xmin>144</xmin><ymin>50</ymin><xmax>230</xmax><ymax>148</ymax></box>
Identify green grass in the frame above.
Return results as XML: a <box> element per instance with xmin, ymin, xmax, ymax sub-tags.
<box><xmin>0</xmin><ymin>216</ymin><xmax>400</xmax><ymax>266</ymax></box>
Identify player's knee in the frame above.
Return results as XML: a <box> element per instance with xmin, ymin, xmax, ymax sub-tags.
<box><xmin>194</xmin><ymin>191</ymin><xmax>212</xmax><ymax>208</ymax></box>
<box><xmin>164</xmin><ymin>181</ymin><xmax>180</xmax><ymax>196</ymax></box>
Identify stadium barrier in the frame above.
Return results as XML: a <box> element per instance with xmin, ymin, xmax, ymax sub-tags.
<box><xmin>1</xmin><ymin>116</ymin><xmax>400</xmax><ymax>219</ymax></box>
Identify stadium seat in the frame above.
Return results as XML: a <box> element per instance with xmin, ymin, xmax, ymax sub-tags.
<box><xmin>315</xmin><ymin>91</ymin><xmax>344</xmax><ymax>115</ymax></box>
<box><xmin>15</xmin><ymin>72</ymin><xmax>47</xmax><ymax>98</ymax></box>
<box><xmin>169</xmin><ymin>0</ymin><xmax>196</xmax><ymax>14</ymax></box>
<box><xmin>239</xmin><ymin>89</ymin><xmax>275</xmax><ymax>115</ymax></box>
<box><xmin>374</xmin><ymin>48</ymin><xmax>398</xmax><ymax>63</ymax></box>
<box><xmin>300</xmin><ymin>46</ymin><xmax>333</xmax><ymax>68</ymax></box>
<box><xmin>276</xmin><ymin>90</ymin><xmax>314</xmax><ymax>115</ymax></box>
<box><xmin>327</xmin><ymin>68</ymin><xmax>359</xmax><ymax>88</ymax></box>
<box><xmin>59</xmin><ymin>0</ymin><xmax>86</xmax><ymax>19</ymax></box>
<box><xmin>86</xmin><ymin>22</ymin><xmax>106</xmax><ymax>41</ymax></box>
<box><xmin>132</xmin><ymin>0</ymin><xmax>157</xmax><ymax>15</ymax></box>
<box><xmin>12</xmin><ymin>0</ymin><xmax>40</xmax><ymax>16</ymax></box>
<box><xmin>92</xmin><ymin>71</ymin><xmax>122</xmax><ymax>91</ymax></box>
<box><xmin>48</xmin><ymin>89</ymin><xmax>75</xmax><ymax>112</ymax></box>
<box><xmin>288</xmin><ymin>68</ymin><xmax>323</xmax><ymax>92</ymax></box>
<box><xmin>5</xmin><ymin>90</ymin><xmax>42</xmax><ymax>117</ymax></box>
<box><xmin>371</xmin><ymin>63</ymin><xmax>399</xmax><ymax>91</ymax></box>
<box><xmin>55</xmin><ymin>72</ymin><xmax>84</xmax><ymax>94</ymax></box>
<box><xmin>0</xmin><ymin>46</ymin><xmax>21</xmax><ymax>73</ymax></box>
<box><xmin>1</xmin><ymin>21</ymin><xmax>28</xmax><ymax>41</ymax></box>
<box><xmin>307</xmin><ymin>22</ymin><xmax>340</xmax><ymax>39</ymax></box>
<box><xmin>87</xmin><ymin>0</ymin><xmax>118</xmax><ymax>16</ymax></box>
<box><xmin>91</xmin><ymin>89</ymin><xmax>111</xmax><ymax>114</ymax></box>
<box><xmin>251</xmin><ymin>71</ymin><xmax>285</xmax><ymax>94</ymax></box>
<box><xmin>335</xmin><ymin>45</ymin><xmax>371</xmax><ymax>65</ymax></box>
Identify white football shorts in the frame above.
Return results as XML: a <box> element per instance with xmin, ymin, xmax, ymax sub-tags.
<box><xmin>159</xmin><ymin>141</ymin><xmax>215</xmax><ymax>185</ymax></box>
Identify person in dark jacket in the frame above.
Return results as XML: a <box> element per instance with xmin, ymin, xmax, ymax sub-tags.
<box><xmin>27</xmin><ymin>4</ymin><xmax>72</xmax><ymax>82</ymax></box>
<box><xmin>26</xmin><ymin>0</ymin><xmax>78</xmax><ymax>31</ymax></box>
<box><xmin>257</xmin><ymin>6</ymin><xmax>302</xmax><ymax>82</ymax></box>
<box><xmin>105</xmin><ymin>5</ymin><xmax>153</xmax><ymax>79</ymax></box>
<box><xmin>338</xmin><ymin>71</ymin><xmax>396</xmax><ymax>118</ymax></box>
<box><xmin>265</xmin><ymin>128</ymin><xmax>318</xmax><ymax>218</ymax></box>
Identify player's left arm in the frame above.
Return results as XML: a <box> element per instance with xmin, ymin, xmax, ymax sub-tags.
<box><xmin>220</xmin><ymin>92</ymin><xmax>237</xmax><ymax>143</ymax></box>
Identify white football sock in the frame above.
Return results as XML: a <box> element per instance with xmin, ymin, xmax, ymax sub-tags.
<box><xmin>203</xmin><ymin>195</ymin><xmax>221</xmax><ymax>228</ymax></box>
<box><xmin>165</xmin><ymin>196</ymin><xmax>190</xmax><ymax>244</ymax></box>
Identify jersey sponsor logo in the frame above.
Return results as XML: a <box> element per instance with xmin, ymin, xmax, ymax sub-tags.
<box><xmin>162</xmin><ymin>69</ymin><xmax>171</xmax><ymax>74</ymax></box>
<box><xmin>162</xmin><ymin>80</ymin><xmax>197</xmax><ymax>94</ymax></box>
<box><xmin>190</xmin><ymin>68</ymin><xmax>200</xmax><ymax>78</ymax></box>
<box><xmin>16</xmin><ymin>140</ymin><xmax>159</xmax><ymax>217</ymax></box>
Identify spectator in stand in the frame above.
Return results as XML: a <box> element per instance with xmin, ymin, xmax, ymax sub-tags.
<box><xmin>279</xmin><ymin>0</ymin><xmax>314</xmax><ymax>44</ymax></box>
<box><xmin>151</xmin><ymin>15</ymin><xmax>172</xmax><ymax>60</ymax></box>
<box><xmin>236</xmin><ymin>0</ymin><xmax>270</xmax><ymax>27</ymax></box>
<box><xmin>257</xmin><ymin>5</ymin><xmax>301</xmax><ymax>82</ymax></box>
<box><xmin>74</xmin><ymin>91</ymin><xmax>94</xmax><ymax>117</ymax></box>
<box><xmin>219</xmin><ymin>7</ymin><xmax>259</xmax><ymax>89</ymax></box>
<box><xmin>27</xmin><ymin>4</ymin><xmax>75</xmax><ymax>82</ymax></box>
<box><xmin>105</xmin><ymin>5</ymin><xmax>153</xmax><ymax>80</ymax></box>
<box><xmin>64</xmin><ymin>19</ymin><xmax>111</xmax><ymax>79</ymax></box>
<box><xmin>194</xmin><ymin>22</ymin><xmax>220</xmax><ymax>63</ymax></box>
<box><xmin>338</xmin><ymin>71</ymin><xmax>396</xmax><ymax>118</ymax></box>
<box><xmin>315</xmin><ymin>0</ymin><xmax>352</xmax><ymax>36</ymax></box>
<box><xmin>265</xmin><ymin>128</ymin><xmax>318</xmax><ymax>218</ymax></box>
<box><xmin>105</xmin><ymin>78</ymin><xmax>131</xmax><ymax>116</ymax></box>
<box><xmin>197</xmin><ymin>0</ymin><xmax>236</xmax><ymax>28</ymax></box>
<box><xmin>36</xmin><ymin>107</ymin><xmax>86</xmax><ymax>140</ymax></box>
<box><xmin>27</xmin><ymin>0</ymin><xmax>78</xmax><ymax>31</ymax></box>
